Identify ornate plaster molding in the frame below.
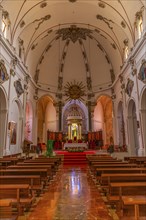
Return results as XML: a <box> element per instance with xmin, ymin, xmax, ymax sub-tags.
<box><xmin>125</xmin><ymin>78</ymin><xmax>134</xmax><ymax>97</ymax></box>
<box><xmin>14</xmin><ymin>79</ymin><xmax>24</xmax><ymax>97</ymax></box>
<box><xmin>56</xmin><ymin>25</ymin><xmax>92</xmax><ymax>43</ymax></box>
<box><xmin>0</xmin><ymin>59</ymin><xmax>9</xmax><ymax>84</ymax></box>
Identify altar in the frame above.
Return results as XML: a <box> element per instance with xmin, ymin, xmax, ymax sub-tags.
<box><xmin>64</xmin><ymin>142</ymin><xmax>88</xmax><ymax>150</ymax></box>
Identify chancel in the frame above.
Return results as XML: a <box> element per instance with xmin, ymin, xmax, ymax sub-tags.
<box><xmin>0</xmin><ymin>1</ymin><xmax>146</xmax><ymax>220</ymax></box>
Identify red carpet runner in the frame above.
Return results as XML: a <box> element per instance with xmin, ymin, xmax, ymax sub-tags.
<box><xmin>55</xmin><ymin>150</ymin><xmax>96</xmax><ymax>167</ymax></box>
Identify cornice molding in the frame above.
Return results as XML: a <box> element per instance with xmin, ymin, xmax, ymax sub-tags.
<box><xmin>0</xmin><ymin>33</ymin><xmax>37</xmax><ymax>89</ymax></box>
<box><xmin>112</xmin><ymin>31</ymin><xmax>146</xmax><ymax>88</ymax></box>
<box><xmin>120</xmin><ymin>31</ymin><xmax>146</xmax><ymax>75</ymax></box>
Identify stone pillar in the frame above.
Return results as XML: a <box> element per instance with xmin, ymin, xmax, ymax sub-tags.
<box><xmin>87</xmin><ymin>101</ymin><xmax>96</xmax><ymax>132</ymax></box>
<box><xmin>112</xmin><ymin>113</ymin><xmax>117</xmax><ymax>146</ymax></box>
<box><xmin>33</xmin><ymin>99</ymin><xmax>39</xmax><ymax>145</ymax></box>
<box><xmin>111</xmin><ymin>97</ymin><xmax>117</xmax><ymax>146</ymax></box>
<box><xmin>68</xmin><ymin>124</ymin><xmax>70</xmax><ymax>139</ymax></box>
<box><xmin>79</xmin><ymin>123</ymin><xmax>82</xmax><ymax>139</ymax></box>
<box><xmin>56</xmin><ymin>111</ymin><xmax>59</xmax><ymax>132</ymax></box>
<box><xmin>127</xmin><ymin>116</ymin><xmax>137</xmax><ymax>156</ymax></box>
<box><xmin>70</xmin><ymin>124</ymin><xmax>72</xmax><ymax>140</ymax></box>
<box><xmin>139</xmin><ymin>109</ymin><xmax>146</xmax><ymax>154</ymax></box>
<box><xmin>54</xmin><ymin>101</ymin><xmax>63</xmax><ymax>132</ymax></box>
<box><xmin>0</xmin><ymin>109</ymin><xmax>8</xmax><ymax>156</ymax></box>
<box><xmin>42</xmin><ymin>122</ymin><xmax>46</xmax><ymax>143</ymax></box>
<box><xmin>58</xmin><ymin>101</ymin><xmax>62</xmax><ymax>132</ymax></box>
<box><xmin>88</xmin><ymin>102</ymin><xmax>92</xmax><ymax>131</ymax></box>
<box><xmin>137</xmin><ymin>128</ymin><xmax>144</xmax><ymax>156</ymax></box>
<box><xmin>103</xmin><ymin>120</ymin><xmax>106</xmax><ymax>145</ymax></box>
<box><xmin>21</xmin><ymin>83</ymin><xmax>28</xmax><ymax>148</ymax></box>
<box><xmin>18</xmin><ymin>116</ymin><xmax>23</xmax><ymax>154</ymax></box>
<box><xmin>5</xmin><ymin>64</ymin><xmax>13</xmax><ymax>154</ymax></box>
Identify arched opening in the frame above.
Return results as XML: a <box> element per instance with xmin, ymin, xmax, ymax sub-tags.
<box><xmin>95</xmin><ymin>95</ymin><xmax>113</xmax><ymax>146</ymax></box>
<box><xmin>9</xmin><ymin>99</ymin><xmax>23</xmax><ymax>154</ymax></box>
<box><xmin>141</xmin><ymin>88</ymin><xmax>146</xmax><ymax>153</ymax></box>
<box><xmin>37</xmin><ymin>96</ymin><xmax>56</xmax><ymax>143</ymax></box>
<box><xmin>25</xmin><ymin>101</ymin><xmax>33</xmax><ymax>141</ymax></box>
<box><xmin>0</xmin><ymin>87</ymin><xmax>7</xmax><ymax>156</ymax></box>
<box><xmin>128</xmin><ymin>99</ymin><xmax>139</xmax><ymax>156</ymax></box>
<box><xmin>62</xmin><ymin>100</ymin><xmax>87</xmax><ymax>141</ymax></box>
<box><xmin>117</xmin><ymin>101</ymin><xmax>126</xmax><ymax>147</ymax></box>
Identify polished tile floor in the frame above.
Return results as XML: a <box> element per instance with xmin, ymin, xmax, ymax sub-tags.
<box><xmin>28</xmin><ymin>167</ymin><xmax>114</xmax><ymax>220</ymax></box>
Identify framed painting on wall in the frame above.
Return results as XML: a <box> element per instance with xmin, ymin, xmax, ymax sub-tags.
<box><xmin>8</xmin><ymin>121</ymin><xmax>17</xmax><ymax>145</ymax></box>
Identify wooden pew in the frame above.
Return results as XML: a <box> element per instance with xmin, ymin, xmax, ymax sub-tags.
<box><xmin>0</xmin><ymin>175</ymin><xmax>43</xmax><ymax>195</ymax></box>
<box><xmin>0</xmin><ymin>184</ymin><xmax>34</xmax><ymax>215</ymax></box>
<box><xmin>17</xmin><ymin>162</ymin><xmax>57</xmax><ymax>176</ymax></box>
<box><xmin>0</xmin><ymin>199</ymin><xmax>18</xmax><ymax>220</ymax></box>
<box><xmin>124</xmin><ymin>157</ymin><xmax>146</xmax><ymax>166</ymax></box>
<box><xmin>91</xmin><ymin>164</ymin><xmax>139</xmax><ymax>177</ymax></box>
<box><xmin>121</xmin><ymin>195</ymin><xmax>146</xmax><ymax>220</ymax></box>
<box><xmin>25</xmin><ymin>158</ymin><xmax>61</xmax><ymax>166</ymax></box>
<box><xmin>90</xmin><ymin>160</ymin><xmax>124</xmax><ymax>164</ymax></box>
<box><xmin>0</xmin><ymin>158</ymin><xmax>19</xmax><ymax>165</ymax></box>
<box><xmin>93</xmin><ymin>163</ymin><xmax>137</xmax><ymax>169</ymax></box>
<box><xmin>96</xmin><ymin>167</ymin><xmax>146</xmax><ymax>176</ymax></box>
<box><xmin>8</xmin><ymin>165</ymin><xmax>54</xmax><ymax>182</ymax></box>
<box><xmin>89</xmin><ymin>161</ymin><xmax>126</xmax><ymax>169</ymax></box>
<box><xmin>17</xmin><ymin>162</ymin><xmax>55</xmax><ymax>169</ymax></box>
<box><xmin>0</xmin><ymin>160</ymin><xmax>12</xmax><ymax>167</ymax></box>
<box><xmin>22</xmin><ymin>161</ymin><xmax>58</xmax><ymax>171</ymax></box>
<box><xmin>108</xmin><ymin>182</ymin><xmax>146</xmax><ymax>215</ymax></box>
<box><xmin>0</xmin><ymin>168</ymin><xmax>48</xmax><ymax>183</ymax></box>
<box><xmin>87</xmin><ymin>158</ymin><xmax>118</xmax><ymax>164</ymax></box>
<box><xmin>93</xmin><ymin>167</ymin><xmax>146</xmax><ymax>184</ymax></box>
<box><xmin>101</xmin><ymin>173</ymin><xmax>146</xmax><ymax>187</ymax></box>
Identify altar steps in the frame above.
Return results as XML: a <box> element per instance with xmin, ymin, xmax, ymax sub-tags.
<box><xmin>63</xmin><ymin>153</ymin><xmax>87</xmax><ymax>166</ymax></box>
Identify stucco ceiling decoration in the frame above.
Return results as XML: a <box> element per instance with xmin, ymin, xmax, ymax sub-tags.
<box><xmin>56</xmin><ymin>25</ymin><xmax>92</xmax><ymax>43</ymax></box>
<box><xmin>1</xmin><ymin>0</ymin><xmax>145</xmax><ymax>96</ymax></box>
<box><xmin>68</xmin><ymin>0</ymin><xmax>77</xmax><ymax>2</ymax></box>
<box><xmin>64</xmin><ymin>81</ymin><xmax>86</xmax><ymax>101</ymax></box>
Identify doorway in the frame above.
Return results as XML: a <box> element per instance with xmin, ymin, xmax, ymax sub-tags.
<box><xmin>0</xmin><ymin>87</ymin><xmax>7</xmax><ymax>156</ymax></box>
<box><xmin>128</xmin><ymin>100</ymin><xmax>139</xmax><ymax>155</ymax></box>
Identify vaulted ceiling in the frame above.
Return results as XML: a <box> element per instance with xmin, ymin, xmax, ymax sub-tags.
<box><xmin>1</xmin><ymin>0</ymin><xmax>145</xmax><ymax>97</ymax></box>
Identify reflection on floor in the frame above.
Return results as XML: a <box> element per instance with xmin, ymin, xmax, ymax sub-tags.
<box><xmin>27</xmin><ymin>167</ymin><xmax>116</xmax><ymax>220</ymax></box>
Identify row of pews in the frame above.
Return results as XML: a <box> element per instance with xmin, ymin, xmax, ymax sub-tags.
<box><xmin>87</xmin><ymin>154</ymin><xmax>146</xmax><ymax>220</ymax></box>
<box><xmin>0</xmin><ymin>155</ymin><xmax>64</xmax><ymax>219</ymax></box>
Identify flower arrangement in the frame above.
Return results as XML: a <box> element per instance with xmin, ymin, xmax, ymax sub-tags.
<box><xmin>67</xmin><ymin>147</ymin><xmax>85</xmax><ymax>152</ymax></box>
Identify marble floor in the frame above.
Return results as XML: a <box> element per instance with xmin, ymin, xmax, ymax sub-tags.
<box><xmin>27</xmin><ymin>167</ymin><xmax>115</xmax><ymax>220</ymax></box>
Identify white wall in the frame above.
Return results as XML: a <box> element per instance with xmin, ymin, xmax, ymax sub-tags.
<box><xmin>93</xmin><ymin>101</ymin><xmax>104</xmax><ymax>131</ymax></box>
